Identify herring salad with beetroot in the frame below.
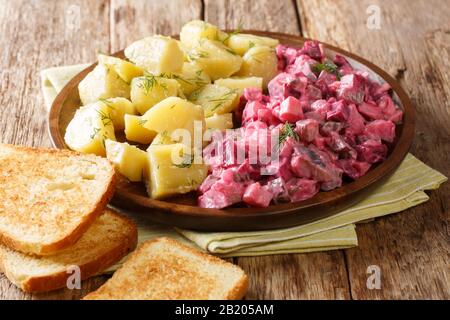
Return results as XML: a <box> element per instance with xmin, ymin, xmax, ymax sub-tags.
<box><xmin>198</xmin><ymin>41</ymin><xmax>403</xmax><ymax>209</ymax></box>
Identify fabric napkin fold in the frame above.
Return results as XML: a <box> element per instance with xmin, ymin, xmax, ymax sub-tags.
<box><xmin>41</xmin><ymin>64</ymin><xmax>447</xmax><ymax>262</ymax></box>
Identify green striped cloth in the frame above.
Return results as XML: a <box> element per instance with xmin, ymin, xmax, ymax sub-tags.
<box><xmin>41</xmin><ymin>64</ymin><xmax>447</xmax><ymax>267</ymax></box>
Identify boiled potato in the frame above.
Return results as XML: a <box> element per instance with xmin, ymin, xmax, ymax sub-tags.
<box><xmin>180</xmin><ymin>20</ymin><xmax>219</xmax><ymax>48</ymax></box>
<box><xmin>146</xmin><ymin>143</ymin><xmax>208</xmax><ymax>199</ymax></box>
<box><xmin>236</xmin><ymin>45</ymin><xmax>278</xmax><ymax>88</ymax></box>
<box><xmin>105</xmin><ymin>140</ymin><xmax>147</xmax><ymax>182</ymax></box>
<box><xmin>98</xmin><ymin>97</ymin><xmax>136</xmax><ymax>131</ymax></box>
<box><xmin>150</xmin><ymin>131</ymin><xmax>177</xmax><ymax>146</ymax></box>
<box><xmin>141</xmin><ymin>97</ymin><xmax>205</xmax><ymax>141</ymax></box>
<box><xmin>186</xmin><ymin>39</ymin><xmax>242</xmax><ymax>80</ymax></box>
<box><xmin>189</xmin><ymin>84</ymin><xmax>239</xmax><ymax>117</ymax></box>
<box><xmin>214</xmin><ymin>76</ymin><xmax>263</xmax><ymax>95</ymax></box>
<box><xmin>162</xmin><ymin>62</ymin><xmax>211</xmax><ymax>96</ymax></box>
<box><xmin>130</xmin><ymin>75</ymin><xmax>181</xmax><ymax>114</ymax></box>
<box><xmin>78</xmin><ymin>64</ymin><xmax>130</xmax><ymax>105</ymax></box>
<box><xmin>124</xmin><ymin>114</ymin><xmax>157</xmax><ymax>144</ymax></box>
<box><xmin>226</xmin><ymin>33</ymin><xmax>279</xmax><ymax>56</ymax></box>
<box><xmin>124</xmin><ymin>35</ymin><xmax>184</xmax><ymax>74</ymax></box>
<box><xmin>98</xmin><ymin>54</ymin><xmax>144</xmax><ymax>83</ymax></box>
<box><xmin>64</xmin><ymin>102</ymin><xmax>116</xmax><ymax>156</ymax></box>
<box><xmin>205</xmin><ymin>113</ymin><xmax>234</xmax><ymax>130</ymax></box>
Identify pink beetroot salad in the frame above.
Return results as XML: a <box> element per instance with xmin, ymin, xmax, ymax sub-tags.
<box><xmin>198</xmin><ymin>41</ymin><xmax>403</xmax><ymax>209</ymax></box>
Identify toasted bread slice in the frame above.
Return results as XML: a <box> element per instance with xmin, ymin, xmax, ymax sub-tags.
<box><xmin>0</xmin><ymin>144</ymin><xmax>116</xmax><ymax>255</ymax></box>
<box><xmin>0</xmin><ymin>209</ymin><xmax>137</xmax><ymax>293</ymax></box>
<box><xmin>84</xmin><ymin>237</ymin><xmax>248</xmax><ymax>300</ymax></box>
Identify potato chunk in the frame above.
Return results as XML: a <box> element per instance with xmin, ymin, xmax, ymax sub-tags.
<box><xmin>214</xmin><ymin>76</ymin><xmax>263</xmax><ymax>95</ymax></box>
<box><xmin>141</xmin><ymin>97</ymin><xmax>205</xmax><ymax>141</ymax></box>
<box><xmin>124</xmin><ymin>35</ymin><xmax>184</xmax><ymax>74</ymax></box>
<box><xmin>226</xmin><ymin>33</ymin><xmax>279</xmax><ymax>56</ymax></box>
<box><xmin>98</xmin><ymin>97</ymin><xmax>136</xmax><ymax>131</ymax></box>
<box><xmin>162</xmin><ymin>62</ymin><xmax>211</xmax><ymax>96</ymax></box>
<box><xmin>205</xmin><ymin>113</ymin><xmax>234</xmax><ymax>130</ymax></box>
<box><xmin>64</xmin><ymin>102</ymin><xmax>116</xmax><ymax>156</ymax></box>
<box><xmin>124</xmin><ymin>114</ymin><xmax>156</xmax><ymax>144</ymax></box>
<box><xmin>189</xmin><ymin>84</ymin><xmax>239</xmax><ymax>117</ymax></box>
<box><xmin>130</xmin><ymin>75</ymin><xmax>181</xmax><ymax>114</ymax></box>
<box><xmin>105</xmin><ymin>140</ymin><xmax>147</xmax><ymax>182</ymax></box>
<box><xmin>180</xmin><ymin>20</ymin><xmax>219</xmax><ymax>49</ymax></box>
<box><xmin>98</xmin><ymin>54</ymin><xmax>144</xmax><ymax>83</ymax></box>
<box><xmin>146</xmin><ymin>143</ymin><xmax>208</xmax><ymax>199</ymax></box>
<box><xmin>78</xmin><ymin>64</ymin><xmax>130</xmax><ymax>105</ymax></box>
<box><xmin>236</xmin><ymin>45</ymin><xmax>278</xmax><ymax>88</ymax></box>
<box><xmin>186</xmin><ymin>39</ymin><xmax>242</xmax><ymax>80</ymax></box>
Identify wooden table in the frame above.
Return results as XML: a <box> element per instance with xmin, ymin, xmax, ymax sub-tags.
<box><xmin>0</xmin><ymin>0</ymin><xmax>448</xmax><ymax>300</ymax></box>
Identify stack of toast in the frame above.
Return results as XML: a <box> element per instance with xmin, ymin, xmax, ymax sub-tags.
<box><xmin>0</xmin><ymin>144</ymin><xmax>248</xmax><ymax>299</ymax></box>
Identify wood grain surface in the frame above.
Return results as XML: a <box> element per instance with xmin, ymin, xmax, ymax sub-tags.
<box><xmin>0</xmin><ymin>0</ymin><xmax>448</xmax><ymax>299</ymax></box>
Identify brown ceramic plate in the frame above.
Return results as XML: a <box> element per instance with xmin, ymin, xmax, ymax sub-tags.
<box><xmin>48</xmin><ymin>31</ymin><xmax>415</xmax><ymax>231</ymax></box>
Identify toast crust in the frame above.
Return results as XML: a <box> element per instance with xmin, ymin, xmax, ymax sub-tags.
<box><xmin>0</xmin><ymin>210</ymin><xmax>138</xmax><ymax>293</ymax></box>
<box><xmin>84</xmin><ymin>237</ymin><xmax>249</xmax><ymax>300</ymax></box>
<box><xmin>0</xmin><ymin>144</ymin><xmax>117</xmax><ymax>255</ymax></box>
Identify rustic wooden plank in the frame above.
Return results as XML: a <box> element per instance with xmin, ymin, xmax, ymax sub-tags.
<box><xmin>0</xmin><ymin>0</ymin><xmax>110</xmax><ymax>148</ymax></box>
<box><xmin>298</xmin><ymin>0</ymin><xmax>450</xmax><ymax>299</ymax></box>
<box><xmin>204</xmin><ymin>0</ymin><xmax>351</xmax><ymax>300</ymax></box>
<box><xmin>0</xmin><ymin>0</ymin><xmax>111</xmax><ymax>300</ymax></box>
<box><xmin>110</xmin><ymin>0</ymin><xmax>203</xmax><ymax>52</ymax></box>
<box><xmin>239</xmin><ymin>253</ymin><xmax>350</xmax><ymax>299</ymax></box>
<box><xmin>204</xmin><ymin>0</ymin><xmax>301</xmax><ymax>34</ymax></box>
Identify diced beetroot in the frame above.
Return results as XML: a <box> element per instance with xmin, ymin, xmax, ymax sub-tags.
<box><xmin>243</xmin><ymin>88</ymin><xmax>263</xmax><ymax>102</ymax></box>
<box><xmin>356</xmin><ymin>139</ymin><xmax>388</xmax><ymax>164</ymax></box>
<box><xmin>339</xmin><ymin>159</ymin><xmax>371</xmax><ymax>179</ymax></box>
<box><xmin>198</xmin><ymin>179</ymin><xmax>246</xmax><ymax>209</ymax></box>
<box><xmin>300</xmin><ymin>40</ymin><xmax>324</xmax><ymax>61</ymax></box>
<box><xmin>327</xmin><ymin>100</ymin><xmax>349</xmax><ymax>122</ymax></box>
<box><xmin>358</xmin><ymin>101</ymin><xmax>383</xmax><ymax>120</ymax></box>
<box><xmin>306</xmin><ymin>85</ymin><xmax>323</xmax><ymax>100</ymax></box>
<box><xmin>276</xmin><ymin>44</ymin><xmax>300</xmax><ymax>67</ymax></box>
<box><xmin>316</xmin><ymin>70</ymin><xmax>338</xmax><ymax>92</ymax></box>
<box><xmin>320</xmin><ymin>121</ymin><xmax>344</xmax><ymax>136</ymax></box>
<box><xmin>268</xmin><ymin>72</ymin><xmax>296</xmax><ymax>100</ymax></box>
<box><xmin>279</xmin><ymin>96</ymin><xmax>304</xmax><ymax>122</ymax></box>
<box><xmin>198</xmin><ymin>174</ymin><xmax>219</xmax><ymax>194</ymax></box>
<box><xmin>337</xmin><ymin>74</ymin><xmax>365</xmax><ymax>104</ymax></box>
<box><xmin>285</xmin><ymin>178</ymin><xmax>319</xmax><ymax>202</ymax></box>
<box><xmin>346</xmin><ymin>104</ymin><xmax>366</xmax><ymax>135</ymax></box>
<box><xmin>291</xmin><ymin>146</ymin><xmax>343</xmax><ymax>189</ymax></box>
<box><xmin>378</xmin><ymin>95</ymin><xmax>403</xmax><ymax>124</ymax></box>
<box><xmin>310</xmin><ymin>99</ymin><xmax>330</xmax><ymax>113</ymax></box>
<box><xmin>266</xmin><ymin>177</ymin><xmax>289</xmax><ymax>201</ymax></box>
<box><xmin>295</xmin><ymin>119</ymin><xmax>319</xmax><ymax>142</ymax></box>
<box><xmin>364</xmin><ymin>120</ymin><xmax>396</xmax><ymax>143</ymax></box>
<box><xmin>242</xmin><ymin>182</ymin><xmax>273</xmax><ymax>207</ymax></box>
<box><xmin>313</xmin><ymin>135</ymin><xmax>328</xmax><ymax>150</ymax></box>
<box><xmin>257</xmin><ymin>108</ymin><xmax>280</xmax><ymax>126</ymax></box>
<box><xmin>388</xmin><ymin>110</ymin><xmax>403</xmax><ymax>124</ymax></box>
<box><xmin>304</xmin><ymin>111</ymin><xmax>326</xmax><ymax>122</ymax></box>
<box><xmin>243</xmin><ymin>101</ymin><xmax>266</xmax><ymax>122</ymax></box>
<box><xmin>287</xmin><ymin>54</ymin><xmax>318</xmax><ymax>81</ymax></box>
<box><xmin>334</xmin><ymin>55</ymin><xmax>354</xmax><ymax>76</ymax></box>
<box><xmin>370</xmin><ymin>82</ymin><xmax>391</xmax><ymax>100</ymax></box>
<box><xmin>327</xmin><ymin>132</ymin><xmax>357</xmax><ymax>159</ymax></box>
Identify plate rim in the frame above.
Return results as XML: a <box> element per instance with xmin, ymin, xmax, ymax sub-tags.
<box><xmin>48</xmin><ymin>31</ymin><xmax>415</xmax><ymax>229</ymax></box>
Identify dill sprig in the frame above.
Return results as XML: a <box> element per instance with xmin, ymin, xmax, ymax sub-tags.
<box><xmin>278</xmin><ymin>122</ymin><xmax>299</xmax><ymax>147</ymax></box>
<box><xmin>137</xmin><ymin>74</ymin><xmax>158</xmax><ymax>94</ymax></box>
<box><xmin>95</xmin><ymin>109</ymin><xmax>113</xmax><ymax>127</ymax></box>
<box><xmin>174</xmin><ymin>153</ymin><xmax>194</xmax><ymax>168</ymax></box>
<box><xmin>312</xmin><ymin>60</ymin><xmax>342</xmax><ymax>80</ymax></box>
<box><xmin>187</xmin><ymin>50</ymin><xmax>210</xmax><ymax>62</ymax></box>
<box><xmin>221</xmin><ymin>21</ymin><xmax>243</xmax><ymax>43</ymax></box>
<box><xmin>99</xmin><ymin>98</ymin><xmax>116</xmax><ymax>110</ymax></box>
<box><xmin>207</xmin><ymin>89</ymin><xmax>238</xmax><ymax>112</ymax></box>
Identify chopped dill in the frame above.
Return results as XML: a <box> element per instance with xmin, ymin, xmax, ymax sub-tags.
<box><xmin>278</xmin><ymin>122</ymin><xmax>299</xmax><ymax>147</ymax></box>
<box><xmin>312</xmin><ymin>60</ymin><xmax>342</xmax><ymax>80</ymax></box>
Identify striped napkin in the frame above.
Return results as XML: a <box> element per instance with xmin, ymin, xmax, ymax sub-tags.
<box><xmin>41</xmin><ymin>64</ymin><xmax>447</xmax><ymax>264</ymax></box>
